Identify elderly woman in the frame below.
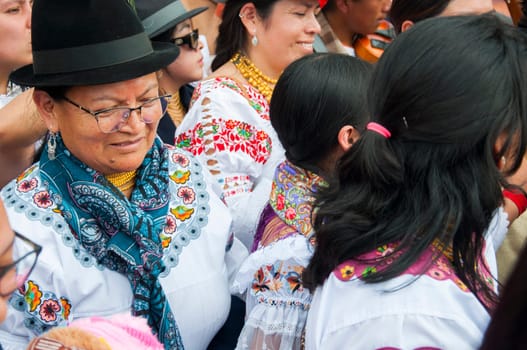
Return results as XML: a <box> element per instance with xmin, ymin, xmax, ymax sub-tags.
<box><xmin>0</xmin><ymin>0</ymin><xmax>241</xmax><ymax>349</ymax></box>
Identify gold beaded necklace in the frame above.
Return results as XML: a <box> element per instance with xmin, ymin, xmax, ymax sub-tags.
<box><xmin>105</xmin><ymin>170</ymin><xmax>137</xmax><ymax>192</ymax></box>
<box><xmin>230</xmin><ymin>52</ymin><xmax>278</xmax><ymax>103</ymax></box>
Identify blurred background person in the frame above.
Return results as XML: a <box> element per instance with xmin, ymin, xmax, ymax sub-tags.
<box><xmin>313</xmin><ymin>0</ymin><xmax>392</xmax><ymax>61</ymax></box>
<box><xmin>0</xmin><ymin>0</ymin><xmax>41</xmax><ymax>188</ymax></box>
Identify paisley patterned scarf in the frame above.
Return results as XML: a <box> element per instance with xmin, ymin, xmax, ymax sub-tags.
<box><xmin>269</xmin><ymin>160</ymin><xmax>327</xmax><ymax>237</ymax></box>
<box><xmin>39</xmin><ymin>134</ymin><xmax>184</xmax><ymax>349</ymax></box>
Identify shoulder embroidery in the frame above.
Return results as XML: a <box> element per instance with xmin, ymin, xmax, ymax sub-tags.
<box><xmin>2</xmin><ymin>166</ymin><xmax>103</xmax><ymax>270</ymax></box>
<box><xmin>333</xmin><ymin>243</ymin><xmax>477</xmax><ymax>293</ymax></box>
<box><xmin>160</xmin><ymin>149</ymin><xmax>210</xmax><ymax>276</ymax></box>
<box><xmin>9</xmin><ymin>280</ymin><xmax>71</xmax><ymax>335</ymax></box>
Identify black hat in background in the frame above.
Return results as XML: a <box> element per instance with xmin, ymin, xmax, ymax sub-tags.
<box><xmin>10</xmin><ymin>0</ymin><xmax>180</xmax><ymax>87</ymax></box>
<box><xmin>136</xmin><ymin>0</ymin><xmax>208</xmax><ymax>38</ymax></box>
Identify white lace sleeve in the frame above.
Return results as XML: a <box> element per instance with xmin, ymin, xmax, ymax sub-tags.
<box><xmin>233</xmin><ymin>235</ymin><xmax>313</xmax><ymax>350</ymax></box>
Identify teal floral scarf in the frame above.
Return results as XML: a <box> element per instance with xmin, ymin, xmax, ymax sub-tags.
<box><xmin>40</xmin><ymin>134</ymin><xmax>184</xmax><ymax>349</ymax></box>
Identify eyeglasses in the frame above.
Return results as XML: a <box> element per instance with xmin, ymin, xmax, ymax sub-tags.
<box><xmin>170</xmin><ymin>29</ymin><xmax>200</xmax><ymax>50</ymax></box>
<box><xmin>62</xmin><ymin>94</ymin><xmax>171</xmax><ymax>134</ymax></box>
<box><xmin>0</xmin><ymin>232</ymin><xmax>42</xmax><ymax>297</ymax></box>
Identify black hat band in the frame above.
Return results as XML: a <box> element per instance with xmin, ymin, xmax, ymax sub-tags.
<box><xmin>142</xmin><ymin>0</ymin><xmax>187</xmax><ymax>36</ymax></box>
<box><xmin>33</xmin><ymin>32</ymin><xmax>154</xmax><ymax>75</ymax></box>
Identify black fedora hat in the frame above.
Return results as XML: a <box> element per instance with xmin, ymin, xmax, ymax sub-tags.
<box><xmin>136</xmin><ymin>0</ymin><xmax>208</xmax><ymax>38</ymax></box>
<box><xmin>10</xmin><ymin>0</ymin><xmax>180</xmax><ymax>87</ymax></box>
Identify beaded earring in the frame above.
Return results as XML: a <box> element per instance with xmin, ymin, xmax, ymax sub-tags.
<box><xmin>47</xmin><ymin>132</ymin><xmax>57</xmax><ymax>160</ymax></box>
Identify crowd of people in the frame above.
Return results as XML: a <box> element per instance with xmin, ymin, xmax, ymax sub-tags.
<box><xmin>1</xmin><ymin>0</ymin><xmax>527</xmax><ymax>349</ymax></box>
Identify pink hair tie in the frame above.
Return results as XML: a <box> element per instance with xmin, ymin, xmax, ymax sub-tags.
<box><xmin>366</xmin><ymin>122</ymin><xmax>391</xmax><ymax>138</ymax></box>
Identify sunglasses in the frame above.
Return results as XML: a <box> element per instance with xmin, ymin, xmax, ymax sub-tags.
<box><xmin>170</xmin><ymin>29</ymin><xmax>200</xmax><ymax>49</ymax></box>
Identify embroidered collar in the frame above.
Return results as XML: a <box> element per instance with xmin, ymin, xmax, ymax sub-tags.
<box><xmin>269</xmin><ymin>160</ymin><xmax>327</xmax><ymax>237</ymax></box>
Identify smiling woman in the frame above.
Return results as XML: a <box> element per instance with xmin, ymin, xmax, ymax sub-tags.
<box><xmin>175</xmin><ymin>0</ymin><xmax>322</xmax><ymax>249</ymax></box>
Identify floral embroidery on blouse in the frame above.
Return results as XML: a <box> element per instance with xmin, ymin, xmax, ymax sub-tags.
<box><xmin>1</xmin><ymin>149</ymin><xmax>210</xmax><ymax>275</ymax></box>
<box><xmin>334</xmin><ymin>242</ymin><xmax>494</xmax><ymax>295</ymax></box>
<box><xmin>251</xmin><ymin>261</ymin><xmax>310</xmax><ymax>310</ymax></box>
<box><xmin>160</xmin><ymin>149</ymin><xmax>210</xmax><ymax>276</ymax></box>
<box><xmin>175</xmin><ymin>118</ymin><xmax>272</xmax><ymax>165</ymax></box>
<box><xmin>268</xmin><ymin>161</ymin><xmax>327</xmax><ymax>240</ymax></box>
<box><xmin>9</xmin><ymin>280</ymin><xmax>71</xmax><ymax>335</ymax></box>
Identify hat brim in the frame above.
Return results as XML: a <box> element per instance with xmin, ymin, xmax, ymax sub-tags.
<box><xmin>149</xmin><ymin>6</ymin><xmax>208</xmax><ymax>39</ymax></box>
<box><xmin>10</xmin><ymin>42</ymin><xmax>179</xmax><ymax>87</ymax></box>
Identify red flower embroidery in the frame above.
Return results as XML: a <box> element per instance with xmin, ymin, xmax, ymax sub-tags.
<box><xmin>276</xmin><ymin>193</ymin><xmax>285</xmax><ymax>211</ymax></box>
<box><xmin>176</xmin><ymin>119</ymin><xmax>271</xmax><ymax>164</ymax></box>
<box><xmin>177</xmin><ymin>186</ymin><xmax>196</xmax><ymax>205</ymax></box>
<box><xmin>172</xmin><ymin>153</ymin><xmax>190</xmax><ymax>167</ymax></box>
<box><xmin>285</xmin><ymin>207</ymin><xmax>296</xmax><ymax>221</ymax></box>
<box><xmin>33</xmin><ymin>191</ymin><xmax>53</xmax><ymax>208</ymax></box>
<box><xmin>18</xmin><ymin>178</ymin><xmax>38</xmax><ymax>193</ymax></box>
<box><xmin>39</xmin><ymin>299</ymin><xmax>61</xmax><ymax>322</ymax></box>
<box><xmin>164</xmin><ymin>215</ymin><xmax>177</xmax><ymax>234</ymax></box>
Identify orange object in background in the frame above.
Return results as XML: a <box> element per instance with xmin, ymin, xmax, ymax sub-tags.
<box><xmin>354</xmin><ymin>20</ymin><xmax>396</xmax><ymax>64</ymax></box>
<box><xmin>494</xmin><ymin>0</ymin><xmax>520</xmax><ymax>24</ymax></box>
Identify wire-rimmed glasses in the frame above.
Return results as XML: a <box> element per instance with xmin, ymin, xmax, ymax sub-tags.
<box><xmin>0</xmin><ymin>232</ymin><xmax>42</xmax><ymax>297</ymax></box>
<box><xmin>62</xmin><ymin>94</ymin><xmax>171</xmax><ymax>134</ymax></box>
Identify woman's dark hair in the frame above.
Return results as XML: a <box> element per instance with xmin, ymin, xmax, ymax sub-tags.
<box><xmin>389</xmin><ymin>0</ymin><xmax>450</xmax><ymax>34</ymax></box>
<box><xmin>212</xmin><ymin>0</ymin><xmax>277</xmax><ymax>71</ymax></box>
<box><xmin>303</xmin><ymin>14</ymin><xmax>527</xmax><ymax>311</ymax></box>
<box><xmin>270</xmin><ymin>53</ymin><xmax>371</xmax><ymax>172</ymax></box>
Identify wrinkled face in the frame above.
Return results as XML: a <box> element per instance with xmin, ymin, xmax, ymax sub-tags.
<box><xmin>165</xmin><ymin>19</ymin><xmax>204</xmax><ymax>87</ymax></box>
<box><xmin>346</xmin><ymin>0</ymin><xmax>391</xmax><ymax>36</ymax></box>
<box><xmin>440</xmin><ymin>0</ymin><xmax>493</xmax><ymax>16</ymax></box>
<box><xmin>50</xmin><ymin>74</ymin><xmax>162</xmax><ymax>175</ymax></box>
<box><xmin>0</xmin><ymin>0</ymin><xmax>32</xmax><ymax>74</ymax></box>
<box><xmin>0</xmin><ymin>200</ymin><xmax>15</xmax><ymax>323</ymax></box>
<box><xmin>254</xmin><ymin>0</ymin><xmax>321</xmax><ymax>77</ymax></box>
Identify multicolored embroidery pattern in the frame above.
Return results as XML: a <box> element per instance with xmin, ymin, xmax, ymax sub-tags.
<box><xmin>219</xmin><ymin>174</ymin><xmax>252</xmax><ymax>199</ymax></box>
<box><xmin>269</xmin><ymin>161</ymin><xmax>327</xmax><ymax>239</ymax></box>
<box><xmin>9</xmin><ymin>280</ymin><xmax>71</xmax><ymax>335</ymax></box>
<box><xmin>334</xmin><ymin>242</ymin><xmax>494</xmax><ymax>294</ymax></box>
<box><xmin>160</xmin><ymin>149</ymin><xmax>210</xmax><ymax>276</ymax></box>
<box><xmin>175</xmin><ymin>118</ymin><xmax>272</xmax><ymax>165</ymax></box>
<box><xmin>3</xmin><ymin>166</ymin><xmax>103</xmax><ymax>270</ymax></box>
<box><xmin>2</xmin><ymin>150</ymin><xmax>211</xmax><ymax>275</ymax></box>
<box><xmin>251</xmin><ymin>261</ymin><xmax>311</xmax><ymax>311</ymax></box>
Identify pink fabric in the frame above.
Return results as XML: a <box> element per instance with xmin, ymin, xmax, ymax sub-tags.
<box><xmin>68</xmin><ymin>313</ymin><xmax>163</xmax><ymax>350</ymax></box>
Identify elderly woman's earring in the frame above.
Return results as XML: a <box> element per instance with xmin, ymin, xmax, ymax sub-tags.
<box><xmin>47</xmin><ymin>132</ymin><xmax>57</xmax><ymax>160</ymax></box>
<box><xmin>251</xmin><ymin>33</ymin><xmax>258</xmax><ymax>47</ymax></box>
